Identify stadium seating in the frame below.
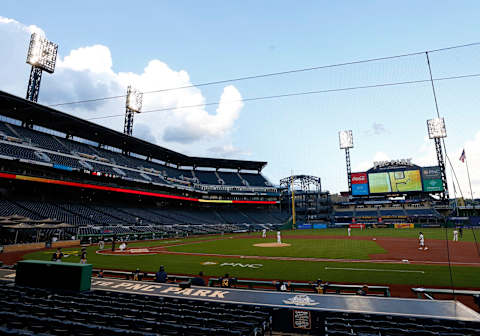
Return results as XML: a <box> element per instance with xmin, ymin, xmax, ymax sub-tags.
<box><xmin>405</xmin><ymin>208</ymin><xmax>439</xmax><ymax>217</ymax></box>
<box><xmin>0</xmin><ymin>122</ymin><xmax>274</xmax><ymax>194</ymax></box>
<box><xmin>239</xmin><ymin>173</ymin><xmax>269</xmax><ymax>187</ymax></box>
<box><xmin>378</xmin><ymin>208</ymin><xmax>407</xmax><ymax>216</ymax></box>
<box><xmin>0</xmin><ymin>282</ymin><xmax>270</xmax><ymax>336</ymax></box>
<box><xmin>194</xmin><ymin>170</ymin><xmax>221</xmax><ymax>185</ymax></box>
<box><xmin>323</xmin><ymin>312</ymin><xmax>479</xmax><ymax>336</ymax></box>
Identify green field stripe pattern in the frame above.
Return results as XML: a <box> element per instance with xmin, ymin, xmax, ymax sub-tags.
<box><xmin>24</xmin><ymin>246</ymin><xmax>479</xmax><ymax>288</ymax></box>
<box><xmin>166</xmin><ymin>238</ymin><xmax>386</xmax><ymax>259</ymax></box>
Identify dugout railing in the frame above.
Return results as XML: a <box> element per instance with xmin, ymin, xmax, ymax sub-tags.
<box><xmin>208</xmin><ymin>277</ymin><xmax>391</xmax><ymax>297</ymax></box>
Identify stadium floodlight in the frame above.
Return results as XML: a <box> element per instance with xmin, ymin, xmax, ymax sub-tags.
<box><xmin>427</xmin><ymin>117</ymin><xmax>447</xmax><ymax>139</ymax></box>
<box><xmin>339</xmin><ymin>130</ymin><xmax>353</xmax><ymax>149</ymax></box>
<box><xmin>126</xmin><ymin>86</ymin><xmax>143</xmax><ymax>113</ymax></box>
<box><xmin>124</xmin><ymin>85</ymin><xmax>143</xmax><ymax>138</ymax></box>
<box><xmin>26</xmin><ymin>33</ymin><xmax>58</xmax><ymax>74</ymax></box>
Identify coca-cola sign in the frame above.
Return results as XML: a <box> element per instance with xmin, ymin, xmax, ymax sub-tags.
<box><xmin>351</xmin><ymin>173</ymin><xmax>367</xmax><ymax>184</ymax></box>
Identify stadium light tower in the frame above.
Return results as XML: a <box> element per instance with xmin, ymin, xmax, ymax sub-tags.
<box><xmin>339</xmin><ymin>130</ymin><xmax>353</xmax><ymax>194</ymax></box>
<box><xmin>427</xmin><ymin>117</ymin><xmax>449</xmax><ymax>201</ymax></box>
<box><xmin>124</xmin><ymin>86</ymin><xmax>143</xmax><ymax>136</ymax></box>
<box><xmin>25</xmin><ymin>33</ymin><xmax>58</xmax><ymax>103</ymax></box>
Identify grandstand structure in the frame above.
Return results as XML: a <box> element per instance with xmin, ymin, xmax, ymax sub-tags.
<box><xmin>279</xmin><ymin>175</ymin><xmax>331</xmax><ymax>226</ymax></box>
<box><xmin>0</xmin><ymin>90</ymin><xmax>288</xmax><ymax>245</ymax></box>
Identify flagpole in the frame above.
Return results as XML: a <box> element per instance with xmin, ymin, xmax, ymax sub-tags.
<box><xmin>465</xmin><ymin>155</ymin><xmax>474</xmax><ymax>202</ymax></box>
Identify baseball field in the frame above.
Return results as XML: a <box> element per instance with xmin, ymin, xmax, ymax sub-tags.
<box><xmin>23</xmin><ymin>228</ymin><xmax>480</xmax><ymax>288</ymax></box>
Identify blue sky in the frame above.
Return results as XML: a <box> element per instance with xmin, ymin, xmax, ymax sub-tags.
<box><xmin>1</xmin><ymin>1</ymin><xmax>480</xmax><ymax>197</ymax></box>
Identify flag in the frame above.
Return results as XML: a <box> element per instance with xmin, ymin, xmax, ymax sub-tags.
<box><xmin>459</xmin><ymin>149</ymin><xmax>466</xmax><ymax>163</ymax></box>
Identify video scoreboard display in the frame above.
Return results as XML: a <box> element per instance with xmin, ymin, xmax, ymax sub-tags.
<box><xmin>351</xmin><ymin>166</ymin><xmax>443</xmax><ymax>196</ymax></box>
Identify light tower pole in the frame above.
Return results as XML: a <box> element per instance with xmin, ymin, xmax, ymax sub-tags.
<box><xmin>124</xmin><ymin>86</ymin><xmax>143</xmax><ymax>136</ymax></box>
<box><xmin>339</xmin><ymin>130</ymin><xmax>354</xmax><ymax>195</ymax></box>
<box><xmin>427</xmin><ymin>118</ymin><xmax>449</xmax><ymax>201</ymax></box>
<box><xmin>25</xmin><ymin>33</ymin><xmax>58</xmax><ymax>104</ymax></box>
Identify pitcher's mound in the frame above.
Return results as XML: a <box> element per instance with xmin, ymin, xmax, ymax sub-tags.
<box><xmin>254</xmin><ymin>243</ymin><xmax>291</xmax><ymax>247</ymax></box>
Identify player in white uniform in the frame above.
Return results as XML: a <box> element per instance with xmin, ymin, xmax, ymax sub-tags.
<box><xmin>262</xmin><ymin>229</ymin><xmax>267</xmax><ymax>238</ymax></box>
<box><xmin>347</xmin><ymin>227</ymin><xmax>351</xmax><ymax>237</ymax></box>
<box><xmin>277</xmin><ymin>231</ymin><xmax>282</xmax><ymax>244</ymax></box>
<box><xmin>453</xmin><ymin>229</ymin><xmax>458</xmax><ymax>242</ymax></box>
<box><xmin>418</xmin><ymin>232</ymin><xmax>428</xmax><ymax>250</ymax></box>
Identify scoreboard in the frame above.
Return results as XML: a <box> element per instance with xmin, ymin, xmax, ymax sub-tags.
<box><xmin>351</xmin><ymin>166</ymin><xmax>443</xmax><ymax>196</ymax></box>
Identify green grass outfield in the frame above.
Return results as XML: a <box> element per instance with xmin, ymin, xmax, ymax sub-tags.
<box><xmin>23</xmin><ymin>228</ymin><xmax>480</xmax><ymax>288</ymax></box>
<box><xmin>270</xmin><ymin>228</ymin><xmax>480</xmax><ymax>242</ymax></box>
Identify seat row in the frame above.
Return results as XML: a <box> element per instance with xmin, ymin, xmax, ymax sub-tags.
<box><xmin>0</xmin><ymin>284</ymin><xmax>268</xmax><ymax>336</ymax></box>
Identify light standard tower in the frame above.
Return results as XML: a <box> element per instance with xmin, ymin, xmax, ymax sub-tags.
<box><xmin>124</xmin><ymin>86</ymin><xmax>143</xmax><ymax>136</ymax></box>
<box><xmin>427</xmin><ymin>117</ymin><xmax>449</xmax><ymax>201</ymax></box>
<box><xmin>25</xmin><ymin>33</ymin><xmax>58</xmax><ymax>103</ymax></box>
<box><xmin>339</xmin><ymin>130</ymin><xmax>353</xmax><ymax>195</ymax></box>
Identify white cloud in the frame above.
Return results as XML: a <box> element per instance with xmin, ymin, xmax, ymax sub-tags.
<box><xmin>163</xmin><ymin>85</ymin><xmax>243</xmax><ymax>144</ymax></box>
<box><xmin>59</xmin><ymin>45</ymin><xmax>113</xmax><ymax>73</ymax></box>
<box><xmin>208</xmin><ymin>144</ymin><xmax>251</xmax><ymax>158</ymax></box>
<box><xmin>0</xmin><ymin>16</ymin><xmax>246</xmax><ymax>159</ymax></box>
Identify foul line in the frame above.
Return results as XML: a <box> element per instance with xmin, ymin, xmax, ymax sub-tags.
<box><xmin>325</xmin><ymin>267</ymin><xmax>425</xmax><ymax>274</ymax></box>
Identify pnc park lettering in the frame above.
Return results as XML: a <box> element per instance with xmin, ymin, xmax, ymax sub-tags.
<box><xmin>92</xmin><ymin>280</ymin><xmax>229</xmax><ymax>298</ymax></box>
<box><xmin>373</xmin><ymin>159</ymin><xmax>412</xmax><ymax>169</ymax></box>
<box><xmin>220</xmin><ymin>263</ymin><xmax>263</xmax><ymax>269</ymax></box>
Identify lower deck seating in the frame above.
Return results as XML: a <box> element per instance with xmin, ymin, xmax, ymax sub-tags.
<box><xmin>324</xmin><ymin>312</ymin><xmax>479</xmax><ymax>336</ymax></box>
<box><xmin>0</xmin><ymin>282</ymin><xmax>269</xmax><ymax>336</ymax></box>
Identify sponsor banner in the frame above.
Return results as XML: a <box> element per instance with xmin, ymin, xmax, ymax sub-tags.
<box><xmin>351</xmin><ymin>173</ymin><xmax>368</xmax><ymax>184</ymax></box>
<box><xmin>352</xmin><ymin>183</ymin><xmax>369</xmax><ymax>196</ymax></box>
<box><xmin>422</xmin><ymin>166</ymin><xmax>442</xmax><ymax>180</ymax></box>
<box><xmin>394</xmin><ymin>223</ymin><xmax>414</xmax><ymax>229</ymax></box>
<box><xmin>349</xmin><ymin>224</ymin><xmax>366</xmax><ymax>229</ymax></box>
<box><xmin>351</xmin><ymin>173</ymin><xmax>369</xmax><ymax>196</ymax></box>
<box><xmin>313</xmin><ymin>224</ymin><xmax>327</xmax><ymax>229</ymax></box>
<box><xmin>53</xmin><ymin>163</ymin><xmax>73</xmax><ymax>171</ymax></box>
<box><xmin>297</xmin><ymin>224</ymin><xmax>313</xmax><ymax>230</ymax></box>
<box><xmin>422</xmin><ymin>179</ymin><xmax>443</xmax><ymax>192</ymax></box>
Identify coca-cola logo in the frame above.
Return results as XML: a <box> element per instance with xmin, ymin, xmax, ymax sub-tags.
<box><xmin>351</xmin><ymin>173</ymin><xmax>367</xmax><ymax>184</ymax></box>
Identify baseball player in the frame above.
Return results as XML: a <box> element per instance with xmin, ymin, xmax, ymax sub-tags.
<box><xmin>277</xmin><ymin>231</ymin><xmax>282</xmax><ymax>244</ymax></box>
<box><xmin>79</xmin><ymin>248</ymin><xmax>87</xmax><ymax>264</ymax></box>
<box><xmin>262</xmin><ymin>229</ymin><xmax>267</xmax><ymax>238</ymax></box>
<box><xmin>347</xmin><ymin>227</ymin><xmax>351</xmax><ymax>237</ymax></box>
<box><xmin>453</xmin><ymin>229</ymin><xmax>459</xmax><ymax>242</ymax></box>
<box><xmin>418</xmin><ymin>232</ymin><xmax>428</xmax><ymax>250</ymax></box>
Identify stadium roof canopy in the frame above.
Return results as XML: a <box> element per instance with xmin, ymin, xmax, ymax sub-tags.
<box><xmin>0</xmin><ymin>91</ymin><xmax>267</xmax><ymax>171</ymax></box>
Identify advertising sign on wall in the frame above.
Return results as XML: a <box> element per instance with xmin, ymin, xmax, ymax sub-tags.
<box><xmin>351</xmin><ymin>172</ymin><xmax>369</xmax><ymax>196</ymax></box>
<box><xmin>421</xmin><ymin>166</ymin><xmax>444</xmax><ymax>192</ymax></box>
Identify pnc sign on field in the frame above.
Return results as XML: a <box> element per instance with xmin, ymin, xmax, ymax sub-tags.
<box><xmin>201</xmin><ymin>261</ymin><xmax>263</xmax><ymax>269</ymax></box>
